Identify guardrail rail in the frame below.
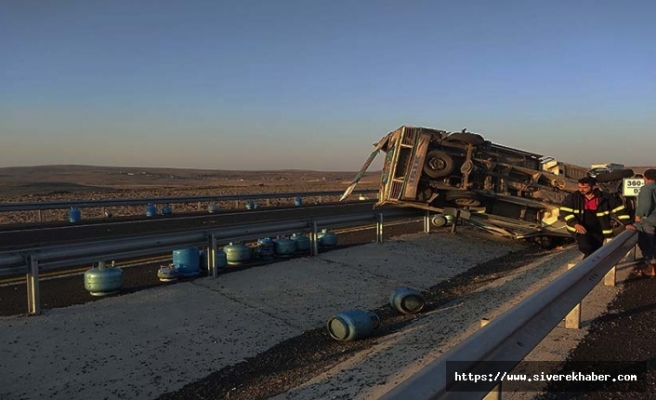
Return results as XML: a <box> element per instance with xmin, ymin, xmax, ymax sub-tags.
<box><xmin>378</xmin><ymin>229</ymin><xmax>639</xmax><ymax>400</ymax></box>
<box><xmin>0</xmin><ymin>207</ymin><xmax>425</xmax><ymax>315</ymax></box>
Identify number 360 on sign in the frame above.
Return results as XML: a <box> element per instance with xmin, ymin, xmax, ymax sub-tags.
<box><xmin>622</xmin><ymin>178</ymin><xmax>645</xmax><ymax>196</ymax></box>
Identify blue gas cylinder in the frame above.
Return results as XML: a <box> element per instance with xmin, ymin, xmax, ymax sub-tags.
<box><xmin>257</xmin><ymin>238</ymin><xmax>275</xmax><ymax>259</ymax></box>
<box><xmin>318</xmin><ymin>229</ymin><xmax>338</xmax><ymax>247</ymax></box>
<box><xmin>161</xmin><ymin>204</ymin><xmax>172</xmax><ymax>216</ymax></box>
<box><xmin>146</xmin><ymin>203</ymin><xmax>157</xmax><ymax>217</ymax></box>
<box><xmin>274</xmin><ymin>237</ymin><xmax>297</xmax><ymax>256</ymax></box>
<box><xmin>172</xmin><ymin>248</ymin><xmax>200</xmax><ymax>277</ymax></box>
<box><xmin>294</xmin><ymin>196</ymin><xmax>303</xmax><ymax>206</ymax></box>
<box><xmin>290</xmin><ymin>233</ymin><xmax>311</xmax><ymax>252</ymax></box>
<box><xmin>84</xmin><ymin>262</ymin><xmax>122</xmax><ymax>296</ymax></box>
<box><xmin>224</xmin><ymin>242</ymin><xmax>252</xmax><ymax>265</ymax></box>
<box><xmin>389</xmin><ymin>288</ymin><xmax>426</xmax><ymax>314</ymax></box>
<box><xmin>214</xmin><ymin>250</ymin><xmax>227</xmax><ymax>269</ymax></box>
<box><xmin>199</xmin><ymin>250</ymin><xmax>207</xmax><ymax>271</ymax></box>
<box><xmin>69</xmin><ymin>207</ymin><xmax>81</xmax><ymax>223</ymax></box>
<box><xmin>327</xmin><ymin>310</ymin><xmax>380</xmax><ymax>341</ymax></box>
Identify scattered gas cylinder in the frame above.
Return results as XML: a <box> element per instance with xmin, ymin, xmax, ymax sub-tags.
<box><xmin>318</xmin><ymin>229</ymin><xmax>338</xmax><ymax>247</ymax></box>
<box><xmin>274</xmin><ymin>237</ymin><xmax>297</xmax><ymax>256</ymax></box>
<box><xmin>208</xmin><ymin>204</ymin><xmax>220</xmax><ymax>214</ymax></box>
<box><xmin>290</xmin><ymin>233</ymin><xmax>311</xmax><ymax>252</ymax></box>
<box><xmin>245</xmin><ymin>200</ymin><xmax>259</xmax><ymax>210</ymax></box>
<box><xmin>157</xmin><ymin>264</ymin><xmax>180</xmax><ymax>282</ymax></box>
<box><xmin>161</xmin><ymin>204</ymin><xmax>173</xmax><ymax>216</ymax></box>
<box><xmin>199</xmin><ymin>250</ymin><xmax>207</xmax><ymax>271</ymax></box>
<box><xmin>84</xmin><ymin>261</ymin><xmax>122</xmax><ymax>296</ymax></box>
<box><xmin>69</xmin><ymin>207</ymin><xmax>81</xmax><ymax>223</ymax></box>
<box><xmin>224</xmin><ymin>242</ymin><xmax>252</xmax><ymax>265</ymax></box>
<box><xmin>327</xmin><ymin>310</ymin><xmax>380</xmax><ymax>341</ymax></box>
<box><xmin>294</xmin><ymin>196</ymin><xmax>303</xmax><ymax>206</ymax></box>
<box><xmin>389</xmin><ymin>287</ymin><xmax>426</xmax><ymax>314</ymax></box>
<box><xmin>257</xmin><ymin>238</ymin><xmax>275</xmax><ymax>260</ymax></box>
<box><xmin>431</xmin><ymin>214</ymin><xmax>454</xmax><ymax>228</ymax></box>
<box><xmin>214</xmin><ymin>249</ymin><xmax>228</xmax><ymax>269</ymax></box>
<box><xmin>146</xmin><ymin>203</ymin><xmax>157</xmax><ymax>217</ymax></box>
<box><xmin>172</xmin><ymin>248</ymin><xmax>200</xmax><ymax>277</ymax></box>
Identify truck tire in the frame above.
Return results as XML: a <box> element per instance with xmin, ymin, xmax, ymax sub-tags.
<box><xmin>444</xmin><ymin>132</ymin><xmax>486</xmax><ymax>146</ymax></box>
<box><xmin>424</xmin><ymin>150</ymin><xmax>454</xmax><ymax>178</ymax></box>
<box><xmin>594</xmin><ymin>169</ymin><xmax>634</xmax><ymax>183</ymax></box>
<box><xmin>445</xmin><ymin>190</ymin><xmax>484</xmax><ymax>207</ymax></box>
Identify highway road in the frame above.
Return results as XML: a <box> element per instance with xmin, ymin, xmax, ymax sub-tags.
<box><xmin>0</xmin><ymin>201</ymin><xmax>379</xmax><ymax>250</ymax></box>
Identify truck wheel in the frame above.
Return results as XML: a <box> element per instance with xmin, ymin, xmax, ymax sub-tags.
<box><xmin>445</xmin><ymin>190</ymin><xmax>484</xmax><ymax>207</ymax></box>
<box><xmin>444</xmin><ymin>132</ymin><xmax>486</xmax><ymax>146</ymax></box>
<box><xmin>594</xmin><ymin>169</ymin><xmax>635</xmax><ymax>183</ymax></box>
<box><xmin>424</xmin><ymin>150</ymin><xmax>454</xmax><ymax>178</ymax></box>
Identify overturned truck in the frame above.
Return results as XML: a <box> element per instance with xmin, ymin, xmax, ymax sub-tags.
<box><xmin>341</xmin><ymin>126</ymin><xmax>634</xmax><ymax>246</ymax></box>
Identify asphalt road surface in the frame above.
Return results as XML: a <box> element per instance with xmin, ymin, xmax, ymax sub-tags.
<box><xmin>0</xmin><ymin>201</ymin><xmax>378</xmax><ymax>250</ymax></box>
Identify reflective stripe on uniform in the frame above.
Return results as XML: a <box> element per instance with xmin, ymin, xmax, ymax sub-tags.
<box><xmin>617</xmin><ymin>215</ymin><xmax>631</xmax><ymax>220</ymax></box>
<box><xmin>559</xmin><ymin>206</ymin><xmax>574</xmax><ymax>212</ymax></box>
<box><xmin>602</xmin><ymin>229</ymin><xmax>613</xmax><ymax>235</ymax></box>
<box><xmin>566</xmin><ymin>226</ymin><xmax>577</xmax><ymax>232</ymax></box>
<box><xmin>564</xmin><ymin>214</ymin><xmax>576</xmax><ymax>221</ymax></box>
<box><xmin>596</xmin><ymin>211</ymin><xmax>610</xmax><ymax>217</ymax></box>
<box><xmin>612</xmin><ymin>205</ymin><xmax>625</xmax><ymax>213</ymax></box>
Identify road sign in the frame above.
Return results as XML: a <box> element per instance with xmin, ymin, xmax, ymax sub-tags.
<box><xmin>623</xmin><ymin>178</ymin><xmax>645</xmax><ymax>197</ymax></box>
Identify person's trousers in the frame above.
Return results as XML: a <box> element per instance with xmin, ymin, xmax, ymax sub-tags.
<box><xmin>637</xmin><ymin>222</ymin><xmax>656</xmax><ymax>264</ymax></box>
<box><xmin>575</xmin><ymin>232</ymin><xmax>605</xmax><ymax>259</ymax></box>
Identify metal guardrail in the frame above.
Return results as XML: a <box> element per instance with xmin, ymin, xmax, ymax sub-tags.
<box><xmin>0</xmin><ymin>189</ymin><xmax>379</xmax><ymax>212</ymax></box>
<box><xmin>0</xmin><ymin>207</ymin><xmax>423</xmax><ymax>315</ymax></box>
<box><xmin>378</xmin><ymin>229</ymin><xmax>638</xmax><ymax>400</ymax></box>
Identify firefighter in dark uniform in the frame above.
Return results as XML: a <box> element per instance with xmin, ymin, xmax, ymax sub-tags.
<box><xmin>560</xmin><ymin>176</ymin><xmax>633</xmax><ymax>258</ymax></box>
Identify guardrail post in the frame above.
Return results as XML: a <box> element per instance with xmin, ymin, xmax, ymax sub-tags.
<box><xmin>38</xmin><ymin>210</ymin><xmax>43</xmax><ymax>223</ymax></box>
<box><xmin>565</xmin><ymin>262</ymin><xmax>581</xmax><ymax>329</ymax></box>
<box><xmin>480</xmin><ymin>318</ymin><xmax>501</xmax><ymax>399</ymax></box>
<box><xmin>235</xmin><ymin>200</ymin><xmax>239</xmax><ymax>209</ymax></box>
<box><xmin>311</xmin><ymin>221</ymin><xmax>319</xmax><ymax>256</ymax></box>
<box><xmin>423</xmin><ymin>211</ymin><xmax>431</xmax><ymax>234</ymax></box>
<box><xmin>26</xmin><ymin>255</ymin><xmax>41</xmax><ymax>315</ymax></box>
<box><xmin>376</xmin><ymin>213</ymin><xmax>384</xmax><ymax>243</ymax></box>
<box><xmin>627</xmin><ymin>244</ymin><xmax>637</xmax><ymax>262</ymax></box>
<box><xmin>602</xmin><ymin>238</ymin><xmax>618</xmax><ymax>286</ymax></box>
<box><xmin>209</xmin><ymin>234</ymin><xmax>218</xmax><ymax>278</ymax></box>
<box><xmin>197</xmin><ymin>201</ymin><xmax>201</xmax><ymax>211</ymax></box>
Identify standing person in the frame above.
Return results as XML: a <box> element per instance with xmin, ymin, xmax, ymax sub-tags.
<box><xmin>630</xmin><ymin>169</ymin><xmax>656</xmax><ymax>276</ymax></box>
<box><xmin>560</xmin><ymin>176</ymin><xmax>633</xmax><ymax>259</ymax></box>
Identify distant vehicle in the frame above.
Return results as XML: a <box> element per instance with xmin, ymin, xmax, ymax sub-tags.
<box><xmin>340</xmin><ymin>125</ymin><xmax>629</xmax><ymax>246</ymax></box>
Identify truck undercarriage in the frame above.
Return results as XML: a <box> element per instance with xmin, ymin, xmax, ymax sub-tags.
<box><xmin>341</xmin><ymin>126</ymin><xmax>634</xmax><ymax>245</ymax></box>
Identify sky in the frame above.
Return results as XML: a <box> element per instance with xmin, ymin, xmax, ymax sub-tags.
<box><xmin>1</xmin><ymin>0</ymin><xmax>655</xmax><ymax>171</ymax></box>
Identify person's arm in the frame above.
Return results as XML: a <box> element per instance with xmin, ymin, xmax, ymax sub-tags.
<box><xmin>560</xmin><ymin>195</ymin><xmax>582</xmax><ymax>233</ymax></box>
<box><xmin>634</xmin><ymin>186</ymin><xmax>654</xmax><ymax>223</ymax></box>
<box><xmin>609</xmin><ymin>196</ymin><xmax>632</xmax><ymax>227</ymax></box>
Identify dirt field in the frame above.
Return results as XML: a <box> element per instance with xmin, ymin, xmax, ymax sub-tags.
<box><xmin>0</xmin><ymin>165</ymin><xmax>380</xmax><ymax>224</ymax></box>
